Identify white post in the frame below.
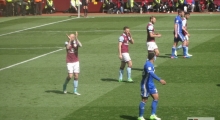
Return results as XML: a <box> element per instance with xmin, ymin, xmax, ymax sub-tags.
<box><xmin>77</xmin><ymin>4</ymin><xmax>80</xmax><ymax>18</ymax></box>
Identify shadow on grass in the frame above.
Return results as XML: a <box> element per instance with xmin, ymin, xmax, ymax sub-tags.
<box><xmin>101</xmin><ymin>78</ymin><xmax>119</xmax><ymax>82</ymax></box>
<box><xmin>120</xmin><ymin>115</ymin><xmax>150</xmax><ymax>120</ymax></box>
<box><xmin>45</xmin><ymin>90</ymin><xmax>66</xmax><ymax>94</ymax></box>
<box><xmin>157</xmin><ymin>55</ymin><xmax>171</xmax><ymax>58</ymax></box>
<box><xmin>217</xmin><ymin>84</ymin><xmax>220</xmax><ymax>87</ymax></box>
<box><xmin>101</xmin><ymin>78</ymin><xmax>134</xmax><ymax>83</ymax></box>
<box><xmin>120</xmin><ymin>115</ymin><xmax>137</xmax><ymax>120</ymax></box>
<box><xmin>132</xmin><ymin>68</ymin><xmax>143</xmax><ymax>71</ymax></box>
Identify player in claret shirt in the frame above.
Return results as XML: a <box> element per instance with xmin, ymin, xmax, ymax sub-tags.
<box><xmin>146</xmin><ymin>16</ymin><xmax>162</xmax><ymax>61</ymax></box>
<box><xmin>63</xmin><ymin>32</ymin><xmax>82</xmax><ymax>95</ymax></box>
<box><xmin>118</xmin><ymin>26</ymin><xmax>134</xmax><ymax>82</ymax></box>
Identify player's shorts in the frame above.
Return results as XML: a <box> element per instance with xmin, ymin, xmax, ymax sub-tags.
<box><xmin>67</xmin><ymin>62</ymin><xmax>80</xmax><ymax>74</ymax></box>
<box><xmin>146</xmin><ymin>42</ymin><xmax>158</xmax><ymax>51</ymax></box>
<box><xmin>174</xmin><ymin>33</ymin><xmax>186</xmax><ymax>42</ymax></box>
<box><xmin>121</xmin><ymin>53</ymin><xmax>131</xmax><ymax>62</ymax></box>
<box><xmin>82</xmin><ymin>0</ymin><xmax>88</xmax><ymax>6</ymax></box>
<box><xmin>141</xmin><ymin>87</ymin><xmax>158</xmax><ymax>97</ymax></box>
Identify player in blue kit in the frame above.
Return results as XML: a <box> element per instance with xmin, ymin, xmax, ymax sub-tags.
<box><xmin>138</xmin><ymin>52</ymin><xmax>166</xmax><ymax>120</ymax></box>
<box><xmin>171</xmin><ymin>10</ymin><xmax>190</xmax><ymax>58</ymax></box>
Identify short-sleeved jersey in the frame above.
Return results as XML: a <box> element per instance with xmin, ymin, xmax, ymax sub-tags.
<box><xmin>141</xmin><ymin>61</ymin><xmax>158</xmax><ymax>89</ymax></box>
<box><xmin>65</xmin><ymin>41</ymin><xmax>79</xmax><ymax>63</ymax></box>
<box><xmin>119</xmin><ymin>33</ymin><xmax>130</xmax><ymax>53</ymax></box>
<box><xmin>147</xmin><ymin>22</ymin><xmax>155</xmax><ymax>42</ymax></box>
<box><xmin>174</xmin><ymin>15</ymin><xmax>183</xmax><ymax>34</ymax></box>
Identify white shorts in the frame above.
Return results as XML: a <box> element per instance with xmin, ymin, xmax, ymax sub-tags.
<box><xmin>147</xmin><ymin>42</ymin><xmax>158</xmax><ymax>51</ymax></box>
<box><xmin>121</xmin><ymin>53</ymin><xmax>131</xmax><ymax>62</ymax></box>
<box><xmin>67</xmin><ymin>62</ymin><xmax>80</xmax><ymax>74</ymax></box>
<box><xmin>185</xmin><ymin>35</ymin><xmax>189</xmax><ymax>41</ymax></box>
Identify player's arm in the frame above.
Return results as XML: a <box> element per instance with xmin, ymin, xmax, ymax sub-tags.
<box><xmin>149</xmin><ymin>32</ymin><xmax>161</xmax><ymax>38</ymax></box>
<box><xmin>174</xmin><ymin>23</ymin><xmax>178</xmax><ymax>37</ymax></box>
<box><xmin>118</xmin><ymin>36</ymin><xmax>123</xmax><ymax>59</ymax></box>
<box><xmin>75</xmin><ymin>31</ymin><xmax>82</xmax><ymax>47</ymax></box>
<box><xmin>182</xmin><ymin>26</ymin><xmax>189</xmax><ymax>35</ymax></box>
<box><xmin>66</xmin><ymin>34</ymin><xmax>72</xmax><ymax>49</ymax></box>
<box><xmin>148</xmin><ymin>25</ymin><xmax>161</xmax><ymax>38</ymax></box>
<box><xmin>149</xmin><ymin>71</ymin><xmax>166</xmax><ymax>85</ymax></box>
<box><xmin>146</xmin><ymin>66</ymin><xmax>166</xmax><ymax>85</ymax></box>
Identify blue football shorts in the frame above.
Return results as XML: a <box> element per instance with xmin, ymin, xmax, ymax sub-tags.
<box><xmin>174</xmin><ymin>33</ymin><xmax>186</xmax><ymax>42</ymax></box>
<box><xmin>141</xmin><ymin>87</ymin><xmax>158</xmax><ymax>97</ymax></box>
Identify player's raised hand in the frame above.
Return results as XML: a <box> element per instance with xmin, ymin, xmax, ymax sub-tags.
<box><xmin>76</xmin><ymin>31</ymin><xmax>78</xmax><ymax>37</ymax></box>
<box><xmin>160</xmin><ymin>79</ymin><xmax>166</xmax><ymax>85</ymax></box>
<box><xmin>66</xmin><ymin>34</ymin><xmax>71</xmax><ymax>40</ymax></box>
<box><xmin>128</xmin><ymin>32</ymin><xmax>132</xmax><ymax>37</ymax></box>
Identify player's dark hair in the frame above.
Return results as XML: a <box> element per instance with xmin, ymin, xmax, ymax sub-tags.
<box><xmin>185</xmin><ymin>12</ymin><xmax>190</xmax><ymax>15</ymax></box>
<box><xmin>148</xmin><ymin>52</ymin><xmax>155</xmax><ymax>60</ymax></box>
<box><xmin>123</xmin><ymin>26</ymin><xmax>129</xmax><ymax>30</ymax></box>
<box><xmin>178</xmin><ymin>9</ymin><xmax>183</xmax><ymax>14</ymax></box>
<box><xmin>150</xmin><ymin>16</ymin><xmax>155</xmax><ymax>20</ymax></box>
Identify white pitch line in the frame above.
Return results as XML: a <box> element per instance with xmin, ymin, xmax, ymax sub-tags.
<box><xmin>0</xmin><ymin>47</ymin><xmax>63</xmax><ymax>50</ymax></box>
<box><xmin>0</xmin><ymin>48</ymin><xmax>64</xmax><ymax>72</ymax></box>
<box><xmin>0</xmin><ymin>17</ymin><xmax>79</xmax><ymax>37</ymax></box>
<box><xmin>24</xmin><ymin>29</ymin><xmax>220</xmax><ymax>33</ymax></box>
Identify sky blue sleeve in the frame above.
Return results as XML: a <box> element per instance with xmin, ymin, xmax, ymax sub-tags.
<box><xmin>149</xmin><ymin>72</ymin><xmax>161</xmax><ymax>81</ymax></box>
<box><xmin>119</xmin><ymin>36</ymin><xmax>124</xmax><ymax>42</ymax></box>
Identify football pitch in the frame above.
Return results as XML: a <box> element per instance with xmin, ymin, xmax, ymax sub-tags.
<box><xmin>0</xmin><ymin>14</ymin><xmax>220</xmax><ymax>120</ymax></box>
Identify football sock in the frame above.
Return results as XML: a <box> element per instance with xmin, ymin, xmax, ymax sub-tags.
<box><xmin>154</xmin><ymin>56</ymin><xmax>157</xmax><ymax>61</ymax></box>
<box><xmin>63</xmin><ymin>78</ymin><xmax>70</xmax><ymax>91</ymax></box>
<box><xmin>127</xmin><ymin>67</ymin><xmax>131</xmax><ymax>79</ymax></box>
<box><xmin>139</xmin><ymin>101</ymin><xmax>146</xmax><ymax>117</ymax></box>
<box><xmin>171</xmin><ymin>47</ymin><xmax>176</xmax><ymax>56</ymax></box>
<box><xmin>151</xmin><ymin>100</ymin><xmax>158</xmax><ymax>115</ymax></box>
<box><xmin>119</xmin><ymin>69</ymin><xmax>124</xmax><ymax>80</ymax></box>
<box><xmin>83</xmin><ymin>9</ymin><xmax>86</xmax><ymax>16</ymax></box>
<box><xmin>182</xmin><ymin>46</ymin><xmax>187</xmax><ymax>56</ymax></box>
<box><xmin>176</xmin><ymin>45</ymin><xmax>182</xmax><ymax>50</ymax></box>
<box><xmin>86</xmin><ymin>9</ymin><xmax>88</xmax><ymax>16</ymax></box>
<box><xmin>73</xmin><ymin>80</ymin><xmax>78</xmax><ymax>92</ymax></box>
<box><xmin>186</xmin><ymin>46</ymin><xmax>189</xmax><ymax>54</ymax></box>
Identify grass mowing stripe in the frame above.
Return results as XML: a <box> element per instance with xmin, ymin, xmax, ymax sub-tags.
<box><xmin>0</xmin><ymin>17</ymin><xmax>79</xmax><ymax>37</ymax></box>
<box><xmin>16</xmin><ymin>28</ymin><xmax>220</xmax><ymax>33</ymax></box>
<box><xmin>0</xmin><ymin>48</ymin><xmax>63</xmax><ymax>71</ymax></box>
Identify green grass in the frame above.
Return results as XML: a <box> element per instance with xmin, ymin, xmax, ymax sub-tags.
<box><xmin>0</xmin><ymin>14</ymin><xmax>220</xmax><ymax>120</ymax></box>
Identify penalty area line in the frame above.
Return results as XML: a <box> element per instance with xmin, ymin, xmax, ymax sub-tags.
<box><xmin>0</xmin><ymin>48</ymin><xmax>64</xmax><ymax>72</ymax></box>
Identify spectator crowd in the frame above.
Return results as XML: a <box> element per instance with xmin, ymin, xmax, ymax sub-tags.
<box><xmin>0</xmin><ymin>0</ymin><xmax>219</xmax><ymax>17</ymax></box>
